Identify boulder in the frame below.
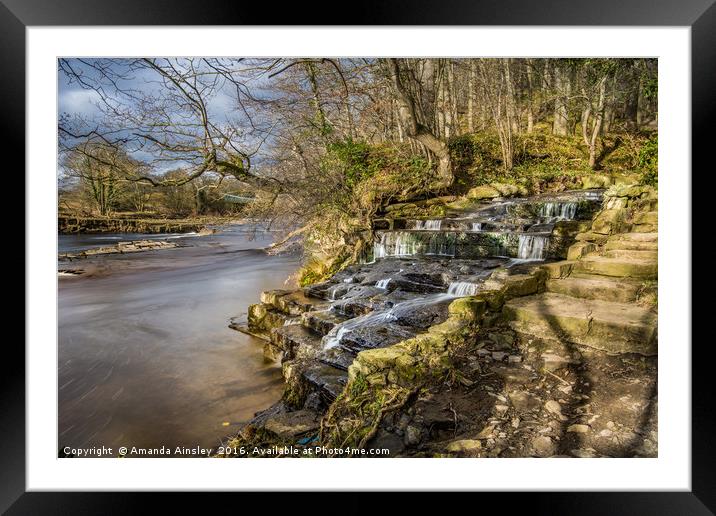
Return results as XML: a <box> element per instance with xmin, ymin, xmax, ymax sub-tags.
<box><xmin>447</xmin><ymin>297</ymin><xmax>487</xmax><ymax>320</ymax></box>
<box><xmin>467</xmin><ymin>185</ymin><xmax>501</xmax><ymax>200</ymax></box>
<box><xmin>580</xmin><ymin>175</ymin><xmax>612</xmax><ymax>189</ymax></box>
<box><xmin>489</xmin><ymin>182</ymin><xmax>520</xmax><ymax>197</ymax></box>
<box><xmin>567</xmin><ymin>242</ymin><xmax>597</xmax><ymax>261</ymax></box>
<box><xmin>591</xmin><ymin>209</ymin><xmax>628</xmax><ymax>235</ymax></box>
<box><xmin>263</xmin><ymin>410</ymin><xmax>320</xmax><ymax>438</ymax></box>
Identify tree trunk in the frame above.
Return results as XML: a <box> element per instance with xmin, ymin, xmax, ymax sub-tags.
<box><xmin>503</xmin><ymin>59</ymin><xmax>519</xmax><ymax>134</ymax></box>
<box><xmin>467</xmin><ymin>60</ymin><xmax>476</xmax><ymax>132</ymax></box>
<box><xmin>386</xmin><ymin>58</ymin><xmax>453</xmax><ymax>187</ymax></box>
<box><xmin>583</xmin><ymin>75</ymin><xmax>608</xmax><ymax>169</ymax></box>
<box><xmin>553</xmin><ymin>64</ymin><xmax>570</xmax><ymax>136</ymax></box>
<box><xmin>526</xmin><ymin>59</ymin><xmax>535</xmax><ymax>133</ymax></box>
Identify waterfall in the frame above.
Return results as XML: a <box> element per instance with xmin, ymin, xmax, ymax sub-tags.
<box><xmin>447</xmin><ymin>281</ymin><xmax>480</xmax><ymax>296</ymax></box>
<box><xmin>413</xmin><ymin>220</ymin><xmax>442</xmax><ymax>230</ymax></box>
<box><xmin>343</xmin><ymin>277</ymin><xmax>354</xmax><ymax>283</ymax></box>
<box><xmin>540</xmin><ymin>202</ymin><xmax>577</xmax><ymax>220</ymax></box>
<box><xmin>375</xmin><ymin>278</ymin><xmax>391</xmax><ymax>289</ymax></box>
<box><xmin>283</xmin><ymin>318</ymin><xmax>300</xmax><ymax>326</ymax></box>
<box><xmin>471</xmin><ymin>222</ymin><xmax>482</xmax><ymax>232</ymax></box>
<box><xmin>517</xmin><ymin>234</ymin><xmax>549</xmax><ymax>260</ymax></box>
<box><xmin>373</xmin><ymin>232</ymin><xmax>454</xmax><ymax>259</ymax></box>
<box><xmin>425</xmin><ymin>233</ymin><xmax>456</xmax><ymax>256</ymax></box>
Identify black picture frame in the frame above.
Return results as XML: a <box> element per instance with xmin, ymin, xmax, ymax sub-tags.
<box><xmin>5</xmin><ymin>0</ymin><xmax>713</xmax><ymax>512</ymax></box>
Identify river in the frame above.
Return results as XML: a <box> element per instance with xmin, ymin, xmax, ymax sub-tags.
<box><xmin>58</xmin><ymin>224</ymin><xmax>300</xmax><ymax>456</ymax></box>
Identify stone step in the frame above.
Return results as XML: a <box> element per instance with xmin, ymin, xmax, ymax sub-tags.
<box><xmin>574</xmin><ymin>256</ymin><xmax>657</xmax><ymax>279</ymax></box>
<box><xmin>609</xmin><ymin>232</ymin><xmax>658</xmax><ymax>243</ymax></box>
<box><xmin>339</xmin><ymin>323</ymin><xmax>417</xmax><ymax>355</ymax></box>
<box><xmin>299</xmin><ymin>361</ymin><xmax>347</xmax><ymax>406</ymax></box>
<box><xmin>260</xmin><ymin>289</ymin><xmax>328</xmax><ymax>316</ymax></box>
<box><xmin>301</xmin><ymin>310</ymin><xmax>349</xmax><ymax>336</ymax></box>
<box><xmin>604</xmin><ymin>239</ymin><xmax>658</xmax><ymax>252</ymax></box>
<box><xmin>316</xmin><ymin>346</ymin><xmax>356</xmax><ymax>371</ymax></box>
<box><xmin>267</xmin><ymin>324</ymin><xmax>323</xmax><ymax>362</ymax></box>
<box><xmin>604</xmin><ymin>249</ymin><xmax>658</xmax><ymax>261</ymax></box>
<box><xmin>633</xmin><ymin>211</ymin><xmax>658</xmax><ymax>225</ymax></box>
<box><xmin>503</xmin><ymin>292</ymin><xmax>657</xmax><ymax>355</ymax></box>
<box><xmin>545</xmin><ymin>275</ymin><xmax>642</xmax><ymax>303</ymax></box>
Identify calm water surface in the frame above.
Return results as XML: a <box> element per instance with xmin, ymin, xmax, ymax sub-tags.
<box><xmin>58</xmin><ymin>225</ymin><xmax>300</xmax><ymax>456</ymax></box>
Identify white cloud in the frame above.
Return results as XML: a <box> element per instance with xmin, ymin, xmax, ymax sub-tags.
<box><xmin>58</xmin><ymin>88</ymin><xmax>102</xmax><ymax>116</ymax></box>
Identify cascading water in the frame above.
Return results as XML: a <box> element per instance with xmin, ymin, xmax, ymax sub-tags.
<box><xmin>375</xmin><ymin>278</ymin><xmax>391</xmax><ymax>289</ymax></box>
<box><xmin>540</xmin><ymin>202</ymin><xmax>577</xmax><ymax>220</ymax></box>
<box><xmin>413</xmin><ymin>220</ymin><xmax>442</xmax><ymax>230</ymax></box>
<box><xmin>517</xmin><ymin>234</ymin><xmax>549</xmax><ymax>260</ymax></box>
<box><xmin>322</xmin><ymin>293</ymin><xmax>455</xmax><ymax>349</ymax></box>
<box><xmin>471</xmin><ymin>222</ymin><xmax>483</xmax><ymax>232</ymax></box>
<box><xmin>425</xmin><ymin>233</ymin><xmax>456</xmax><ymax>256</ymax></box>
<box><xmin>373</xmin><ymin>232</ymin><xmax>455</xmax><ymax>259</ymax></box>
<box><xmin>322</xmin><ymin>310</ymin><xmax>392</xmax><ymax>349</ymax></box>
<box><xmin>447</xmin><ymin>281</ymin><xmax>480</xmax><ymax>296</ymax></box>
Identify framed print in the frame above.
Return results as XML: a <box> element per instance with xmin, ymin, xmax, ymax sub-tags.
<box><xmin>6</xmin><ymin>0</ymin><xmax>714</xmax><ymax>512</ymax></box>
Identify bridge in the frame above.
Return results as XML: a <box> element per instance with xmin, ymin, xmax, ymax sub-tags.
<box><xmin>222</xmin><ymin>194</ymin><xmax>255</xmax><ymax>204</ymax></box>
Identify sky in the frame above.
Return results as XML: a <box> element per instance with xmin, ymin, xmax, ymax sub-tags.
<box><xmin>57</xmin><ymin>58</ymin><xmax>274</xmax><ymax>175</ymax></box>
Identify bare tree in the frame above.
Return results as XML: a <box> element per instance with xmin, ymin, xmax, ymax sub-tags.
<box><xmin>384</xmin><ymin>58</ymin><xmax>453</xmax><ymax>187</ymax></box>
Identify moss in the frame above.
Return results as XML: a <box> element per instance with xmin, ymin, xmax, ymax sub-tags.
<box><xmin>298</xmin><ymin>252</ymin><xmax>351</xmax><ymax>287</ymax></box>
<box><xmin>448</xmin><ymin>297</ymin><xmax>487</xmax><ymax>321</ymax></box>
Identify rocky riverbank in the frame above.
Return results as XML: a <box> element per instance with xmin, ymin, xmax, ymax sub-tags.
<box><xmin>58</xmin><ymin>215</ymin><xmax>212</xmax><ymax>234</ymax></box>
<box><xmin>222</xmin><ymin>182</ymin><xmax>658</xmax><ymax>458</ymax></box>
<box><xmin>59</xmin><ymin>239</ymin><xmax>189</xmax><ymax>262</ymax></box>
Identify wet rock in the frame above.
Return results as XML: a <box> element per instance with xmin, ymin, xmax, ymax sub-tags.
<box><xmin>263</xmin><ymin>410</ymin><xmax>320</xmax><ymax>438</ymax></box>
<box><xmin>404</xmin><ymin>425</ymin><xmax>423</xmax><ymax>446</ymax></box>
<box><xmin>368</xmin><ymin>430</ymin><xmax>405</xmax><ymax>456</ymax></box>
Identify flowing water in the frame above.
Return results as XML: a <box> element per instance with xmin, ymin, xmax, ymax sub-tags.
<box><xmin>412</xmin><ymin>219</ymin><xmax>442</xmax><ymax>230</ymax></box>
<box><xmin>58</xmin><ymin>224</ymin><xmax>300</xmax><ymax>456</ymax></box>
<box><xmin>517</xmin><ymin>234</ymin><xmax>549</xmax><ymax>260</ymax></box>
<box><xmin>447</xmin><ymin>281</ymin><xmax>481</xmax><ymax>296</ymax></box>
<box><xmin>539</xmin><ymin>201</ymin><xmax>577</xmax><ymax>220</ymax></box>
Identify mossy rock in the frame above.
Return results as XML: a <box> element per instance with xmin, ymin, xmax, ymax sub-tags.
<box><xmin>466</xmin><ymin>185</ymin><xmax>501</xmax><ymax>200</ymax></box>
<box><xmin>427</xmin><ymin>317</ymin><xmax>471</xmax><ymax>335</ymax></box>
<box><xmin>540</xmin><ymin>261</ymin><xmax>576</xmax><ymax>279</ymax></box>
<box><xmin>574</xmin><ymin>232</ymin><xmax>609</xmax><ymax>245</ymax></box>
<box><xmin>260</xmin><ymin>289</ymin><xmax>292</xmax><ymax>308</ymax></box>
<box><xmin>247</xmin><ymin>303</ymin><xmax>268</xmax><ymax>330</ymax></box>
<box><xmin>567</xmin><ymin>242</ymin><xmax>597</xmax><ymax>261</ymax></box>
<box><xmin>633</xmin><ymin>211</ymin><xmax>657</xmax><ymax>225</ymax></box>
<box><xmin>489</xmin><ymin>182</ymin><xmax>520</xmax><ymax>197</ymax></box>
<box><xmin>580</xmin><ymin>175</ymin><xmax>612</xmax><ymax>189</ymax></box>
<box><xmin>447</xmin><ymin>297</ymin><xmax>487</xmax><ymax>321</ymax></box>
<box><xmin>591</xmin><ymin>209</ymin><xmax>629</xmax><ymax>235</ymax></box>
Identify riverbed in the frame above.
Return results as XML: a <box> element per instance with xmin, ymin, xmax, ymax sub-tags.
<box><xmin>58</xmin><ymin>224</ymin><xmax>301</xmax><ymax>456</ymax></box>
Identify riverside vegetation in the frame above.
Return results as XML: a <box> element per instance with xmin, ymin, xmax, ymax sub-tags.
<box><xmin>58</xmin><ymin>58</ymin><xmax>658</xmax><ymax>458</ymax></box>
